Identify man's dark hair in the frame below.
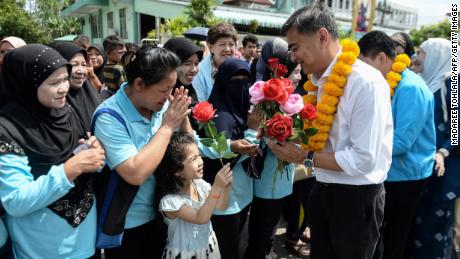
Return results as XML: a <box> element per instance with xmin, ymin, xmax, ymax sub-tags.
<box><xmin>73</xmin><ymin>35</ymin><xmax>89</xmax><ymax>44</ymax></box>
<box><xmin>207</xmin><ymin>22</ymin><xmax>238</xmax><ymax>45</ymax></box>
<box><xmin>103</xmin><ymin>35</ymin><xmax>124</xmax><ymax>52</ymax></box>
<box><xmin>391</xmin><ymin>32</ymin><xmax>415</xmax><ymax>57</ymax></box>
<box><xmin>358</xmin><ymin>30</ymin><xmax>396</xmax><ymax>59</ymax></box>
<box><xmin>280</xmin><ymin>1</ymin><xmax>339</xmax><ymax>39</ymax></box>
<box><xmin>242</xmin><ymin>34</ymin><xmax>258</xmax><ymax>47</ymax></box>
<box><xmin>125</xmin><ymin>45</ymin><xmax>181</xmax><ymax>86</ymax></box>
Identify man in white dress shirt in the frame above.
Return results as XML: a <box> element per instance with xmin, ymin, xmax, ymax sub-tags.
<box><xmin>268</xmin><ymin>2</ymin><xmax>394</xmax><ymax>259</ymax></box>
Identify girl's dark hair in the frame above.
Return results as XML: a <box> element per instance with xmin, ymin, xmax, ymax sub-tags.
<box><xmin>154</xmin><ymin>132</ymin><xmax>196</xmax><ymax>214</ymax></box>
<box><xmin>125</xmin><ymin>45</ymin><xmax>181</xmax><ymax>86</ymax></box>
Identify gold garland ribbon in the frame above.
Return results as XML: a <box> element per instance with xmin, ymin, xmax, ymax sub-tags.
<box><xmin>386</xmin><ymin>53</ymin><xmax>411</xmax><ymax>97</ymax></box>
<box><xmin>301</xmin><ymin>39</ymin><xmax>360</xmax><ymax>151</ymax></box>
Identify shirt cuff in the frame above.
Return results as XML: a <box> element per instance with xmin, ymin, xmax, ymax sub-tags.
<box><xmin>55</xmin><ymin>164</ymin><xmax>75</xmax><ymax>190</ymax></box>
<box><xmin>334</xmin><ymin>150</ymin><xmax>356</xmax><ymax>176</ymax></box>
<box><xmin>244</xmin><ymin>129</ymin><xmax>258</xmax><ymax>139</ymax></box>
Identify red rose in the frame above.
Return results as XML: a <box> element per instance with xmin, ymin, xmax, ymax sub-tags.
<box><xmin>300</xmin><ymin>103</ymin><xmax>318</xmax><ymax>120</ymax></box>
<box><xmin>276</xmin><ymin>64</ymin><xmax>288</xmax><ymax>78</ymax></box>
<box><xmin>283</xmin><ymin>78</ymin><xmax>295</xmax><ymax>94</ymax></box>
<box><xmin>268</xmin><ymin>58</ymin><xmax>279</xmax><ymax>72</ymax></box>
<box><xmin>264</xmin><ymin>78</ymin><xmax>288</xmax><ymax>104</ymax></box>
<box><xmin>192</xmin><ymin>101</ymin><xmax>216</xmax><ymax>123</ymax></box>
<box><xmin>266</xmin><ymin>113</ymin><xmax>293</xmax><ymax>142</ymax></box>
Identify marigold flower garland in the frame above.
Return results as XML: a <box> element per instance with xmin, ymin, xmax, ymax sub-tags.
<box><xmin>301</xmin><ymin>39</ymin><xmax>360</xmax><ymax>151</ymax></box>
<box><xmin>386</xmin><ymin>54</ymin><xmax>411</xmax><ymax>97</ymax></box>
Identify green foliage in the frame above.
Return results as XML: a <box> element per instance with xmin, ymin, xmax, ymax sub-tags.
<box><xmin>0</xmin><ymin>0</ymin><xmax>50</xmax><ymax>43</ymax></box>
<box><xmin>338</xmin><ymin>25</ymin><xmax>351</xmax><ymax>39</ymax></box>
<box><xmin>32</xmin><ymin>0</ymin><xmax>82</xmax><ymax>39</ymax></box>
<box><xmin>249</xmin><ymin>19</ymin><xmax>259</xmax><ymax>34</ymax></box>
<box><xmin>410</xmin><ymin>19</ymin><xmax>453</xmax><ymax>46</ymax></box>
<box><xmin>0</xmin><ymin>0</ymin><xmax>81</xmax><ymax>44</ymax></box>
<box><xmin>163</xmin><ymin>16</ymin><xmax>190</xmax><ymax>37</ymax></box>
<box><xmin>184</xmin><ymin>0</ymin><xmax>218</xmax><ymax>27</ymax></box>
<box><xmin>163</xmin><ymin>0</ymin><xmax>223</xmax><ymax>36</ymax></box>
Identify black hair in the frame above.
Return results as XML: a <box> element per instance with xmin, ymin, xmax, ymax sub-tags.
<box><xmin>125</xmin><ymin>42</ymin><xmax>140</xmax><ymax>52</ymax></box>
<box><xmin>358</xmin><ymin>30</ymin><xmax>396</xmax><ymax>59</ymax></box>
<box><xmin>391</xmin><ymin>32</ymin><xmax>415</xmax><ymax>57</ymax></box>
<box><xmin>125</xmin><ymin>45</ymin><xmax>181</xmax><ymax>86</ymax></box>
<box><xmin>242</xmin><ymin>34</ymin><xmax>258</xmax><ymax>47</ymax></box>
<box><xmin>154</xmin><ymin>132</ymin><xmax>197</xmax><ymax>217</ymax></box>
<box><xmin>73</xmin><ymin>35</ymin><xmax>89</xmax><ymax>44</ymax></box>
<box><xmin>280</xmin><ymin>1</ymin><xmax>339</xmax><ymax>39</ymax></box>
<box><xmin>103</xmin><ymin>35</ymin><xmax>124</xmax><ymax>52</ymax></box>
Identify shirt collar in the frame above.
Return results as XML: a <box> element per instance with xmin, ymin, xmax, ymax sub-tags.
<box><xmin>116</xmin><ymin>82</ymin><xmax>151</xmax><ymax>123</ymax></box>
<box><xmin>311</xmin><ymin>46</ymin><xmax>342</xmax><ymax>87</ymax></box>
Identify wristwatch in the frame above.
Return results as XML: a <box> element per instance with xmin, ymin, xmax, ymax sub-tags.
<box><xmin>303</xmin><ymin>151</ymin><xmax>315</xmax><ymax>169</ymax></box>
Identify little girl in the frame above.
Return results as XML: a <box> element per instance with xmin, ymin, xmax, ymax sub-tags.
<box><xmin>156</xmin><ymin>132</ymin><xmax>232</xmax><ymax>259</ymax></box>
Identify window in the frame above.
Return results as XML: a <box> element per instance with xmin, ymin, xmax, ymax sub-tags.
<box><xmin>90</xmin><ymin>13</ymin><xmax>102</xmax><ymax>38</ymax></box>
<box><xmin>107</xmin><ymin>12</ymin><xmax>114</xmax><ymax>33</ymax></box>
<box><xmin>119</xmin><ymin>8</ymin><xmax>128</xmax><ymax>39</ymax></box>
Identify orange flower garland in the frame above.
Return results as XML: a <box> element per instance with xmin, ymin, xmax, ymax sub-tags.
<box><xmin>386</xmin><ymin>54</ymin><xmax>411</xmax><ymax>97</ymax></box>
<box><xmin>301</xmin><ymin>39</ymin><xmax>360</xmax><ymax>151</ymax></box>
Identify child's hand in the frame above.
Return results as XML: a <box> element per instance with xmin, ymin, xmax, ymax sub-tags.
<box><xmin>214</xmin><ymin>163</ymin><xmax>232</xmax><ymax>188</ymax></box>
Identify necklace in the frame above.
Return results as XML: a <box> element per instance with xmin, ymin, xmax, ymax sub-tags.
<box><xmin>301</xmin><ymin>39</ymin><xmax>360</xmax><ymax>151</ymax></box>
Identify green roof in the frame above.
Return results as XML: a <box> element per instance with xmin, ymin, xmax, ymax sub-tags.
<box><xmin>54</xmin><ymin>35</ymin><xmax>79</xmax><ymax>42</ymax></box>
<box><xmin>62</xmin><ymin>0</ymin><xmax>108</xmax><ymax>17</ymax></box>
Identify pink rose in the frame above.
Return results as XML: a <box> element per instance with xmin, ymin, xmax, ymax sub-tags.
<box><xmin>280</xmin><ymin>94</ymin><xmax>304</xmax><ymax>116</ymax></box>
<box><xmin>249</xmin><ymin>81</ymin><xmax>266</xmax><ymax>104</ymax></box>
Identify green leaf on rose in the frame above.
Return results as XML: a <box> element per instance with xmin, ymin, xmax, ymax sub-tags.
<box><xmin>200</xmin><ymin>138</ymin><xmax>214</xmax><ymax>147</ymax></box>
<box><xmin>299</xmin><ymin>132</ymin><xmax>309</xmax><ymax>145</ymax></box>
<box><xmin>223</xmin><ymin>152</ymin><xmax>238</xmax><ymax>159</ymax></box>
<box><xmin>305</xmin><ymin>128</ymin><xmax>318</xmax><ymax>136</ymax></box>
<box><xmin>205</xmin><ymin>121</ymin><xmax>218</xmax><ymax>139</ymax></box>
<box><xmin>217</xmin><ymin>132</ymin><xmax>228</xmax><ymax>154</ymax></box>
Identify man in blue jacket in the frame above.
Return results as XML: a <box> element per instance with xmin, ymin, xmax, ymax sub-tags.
<box><xmin>358</xmin><ymin>31</ymin><xmax>436</xmax><ymax>259</ymax></box>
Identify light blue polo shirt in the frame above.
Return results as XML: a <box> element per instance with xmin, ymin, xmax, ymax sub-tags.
<box><xmin>0</xmin><ymin>218</ymin><xmax>6</xmax><ymax>249</ymax></box>
<box><xmin>94</xmin><ymin>83</ymin><xmax>168</xmax><ymax>229</ymax></box>
<box><xmin>0</xmin><ymin>154</ymin><xmax>96</xmax><ymax>259</ymax></box>
<box><xmin>94</xmin><ymin>83</ymin><xmax>227</xmax><ymax>228</ymax></box>
<box><xmin>387</xmin><ymin>69</ymin><xmax>436</xmax><ymax>181</ymax></box>
<box><xmin>254</xmin><ymin>149</ymin><xmax>295</xmax><ymax>200</ymax></box>
<box><xmin>213</xmin><ymin>129</ymin><xmax>257</xmax><ymax>215</ymax></box>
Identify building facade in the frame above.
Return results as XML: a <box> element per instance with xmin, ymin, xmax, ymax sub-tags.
<box><xmin>62</xmin><ymin>0</ymin><xmax>418</xmax><ymax>44</ymax></box>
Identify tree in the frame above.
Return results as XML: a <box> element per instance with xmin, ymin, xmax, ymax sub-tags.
<box><xmin>0</xmin><ymin>0</ymin><xmax>50</xmax><ymax>43</ymax></box>
<box><xmin>184</xmin><ymin>0</ymin><xmax>220</xmax><ymax>27</ymax></box>
<box><xmin>162</xmin><ymin>0</ymin><xmax>223</xmax><ymax>37</ymax></box>
<box><xmin>249</xmin><ymin>19</ymin><xmax>259</xmax><ymax>34</ymax></box>
<box><xmin>30</xmin><ymin>0</ymin><xmax>81</xmax><ymax>39</ymax></box>
<box><xmin>410</xmin><ymin>19</ymin><xmax>453</xmax><ymax>46</ymax></box>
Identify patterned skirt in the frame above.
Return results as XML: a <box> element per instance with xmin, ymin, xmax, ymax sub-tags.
<box><xmin>162</xmin><ymin>231</ymin><xmax>220</xmax><ymax>259</ymax></box>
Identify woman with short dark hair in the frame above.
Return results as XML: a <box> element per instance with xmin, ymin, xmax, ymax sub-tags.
<box><xmin>93</xmin><ymin>45</ymin><xmax>193</xmax><ymax>258</ymax></box>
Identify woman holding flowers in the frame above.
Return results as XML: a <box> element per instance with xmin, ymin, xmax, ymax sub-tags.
<box><xmin>198</xmin><ymin>58</ymin><xmax>259</xmax><ymax>259</ymax></box>
<box><xmin>245</xmin><ymin>41</ymin><xmax>307</xmax><ymax>258</ymax></box>
<box><xmin>268</xmin><ymin>2</ymin><xmax>394</xmax><ymax>258</ymax></box>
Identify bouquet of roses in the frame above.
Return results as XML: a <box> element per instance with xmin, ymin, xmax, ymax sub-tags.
<box><xmin>249</xmin><ymin>58</ymin><xmax>318</xmax><ymax>180</ymax></box>
<box><xmin>192</xmin><ymin>101</ymin><xmax>238</xmax><ymax>166</ymax></box>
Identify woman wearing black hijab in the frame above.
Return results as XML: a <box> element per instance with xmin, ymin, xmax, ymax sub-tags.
<box><xmin>54</xmin><ymin>42</ymin><xmax>101</xmax><ymax>131</ymax></box>
<box><xmin>87</xmin><ymin>44</ymin><xmax>107</xmax><ymax>92</ymax></box>
<box><xmin>0</xmin><ymin>44</ymin><xmax>105</xmax><ymax>258</ymax></box>
<box><xmin>204</xmin><ymin>58</ymin><xmax>260</xmax><ymax>259</ymax></box>
<box><xmin>164</xmin><ymin>37</ymin><xmax>203</xmax><ymax>105</ymax></box>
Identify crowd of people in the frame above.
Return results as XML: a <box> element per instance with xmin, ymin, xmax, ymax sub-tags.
<box><xmin>0</xmin><ymin>2</ymin><xmax>458</xmax><ymax>259</ymax></box>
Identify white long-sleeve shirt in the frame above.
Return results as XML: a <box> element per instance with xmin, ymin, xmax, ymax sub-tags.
<box><xmin>312</xmin><ymin>51</ymin><xmax>393</xmax><ymax>185</ymax></box>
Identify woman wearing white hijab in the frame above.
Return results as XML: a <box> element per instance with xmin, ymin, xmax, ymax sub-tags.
<box><xmin>410</xmin><ymin>38</ymin><xmax>460</xmax><ymax>259</ymax></box>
